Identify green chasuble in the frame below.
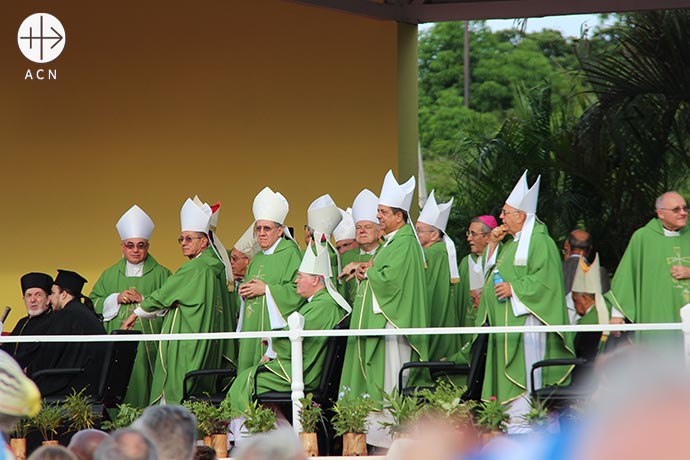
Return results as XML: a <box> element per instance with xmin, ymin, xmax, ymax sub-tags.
<box><xmin>477</xmin><ymin>222</ymin><xmax>574</xmax><ymax>404</ymax></box>
<box><xmin>339</xmin><ymin>224</ymin><xmax>430</xmax><ymax>401</ymax></box>
<box><xmin>608</xmin><ymin>218</ymin><xmax>690</xmax><ymax>347</ymax></box>
<box><xmin>90</xmin><ymin>254</ymin><xmax>171</xmax><ymax>408</ymax></box>
<box><xmin>424</xmin><ymin>241</ymin><xmax>461</xmax><ymax>361</ymax></box>
<box><xmin>225</xmin><ymin>288</ymin><xmax>346</xmax><ymax>410</ymax></box>
<box><xmin>340</xmin><ymin>247</ymin><xmax>381</xmax><ymax>305</ymax></box>
<box><xmin>237</xmin><ymin>238</ymin><xmax>305</xmax><ymax>374</ymax></box>
<box><xmin>140</xmin><ymin>248</ymin><xmax>227</xmax><ymax>405</ymax></box>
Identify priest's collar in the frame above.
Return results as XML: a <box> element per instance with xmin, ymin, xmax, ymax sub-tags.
<box><xmin>263</xmin><ymin>238</ymin><xmax>281</xmax><ymax>255</ymax></box>
<box><xmin>663</xmin><ymin>227</ymin><xmax>681</xmax><ymax>237</ymax></box>
<box><xmin>125</xmin><ymin>260</ymin><xmax>144</xmax><ymax>277</ymax></box>
<box><xmin>360</xmin><ymin>245</ymin><xmax>379</xmax><ymax>256</ymax></box>
<box><xmin>383</xmin><ymin>228</ymin><xmax>400</xmax><ymax>242</ymax></box>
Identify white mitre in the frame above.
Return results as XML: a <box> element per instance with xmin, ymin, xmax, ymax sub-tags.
<box><xmin>234</xmin><ymin>223</ymin><xmax>261</xmax><ymax>258</ymax></box>
<box><xmin>307</xmin><ymin>194</ymin><xmax>342</xmax><ymax>237</ymax></box>
<box><xmin>180</xmin><ymin>198</ymin><xmax>212</xmax><ymax>233</ymax></box>
<box><xmin>299</xmin><ymin>245</ymin><xmax>351</xmax><ymax>314</ymax></box>
<box><xmin>505</xmin><ymin>170</ymin><xmax>541</xmax><ymax>266</ymax></box>
<box><xmin>418</xmin><ymin>190</ymin><xmax>459</xmax><ymax>283</ymax></box>
<box><xmin>379</xmin><ymin>169</ymin><xmax>415</xmax><ymax>214</ymax></box>
<box><xmin>352</xmin><ymin>189</ymin><xmax>379</xmax><ymax>224</ymax></box>
<box><xmin>572</xmin><ymin>253</ymin><xmax>609</xmax><ymax>328</ymax></box>
<box><xmin>116</xmin><ymin>205</ymin><xmax>154</xmax><ymax>241</ymax></box>
<box><xmin>332</xmin><ymin>208</ymin><xmax>355</xmax><ymax>242</ymax></box>
<box><xmin>253</xmin><ymin>187</ymin><xmax>289</xmax><ymax>224</ymax></box>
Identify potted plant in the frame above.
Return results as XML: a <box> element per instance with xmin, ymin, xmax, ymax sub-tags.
<box><xmin>208</xmin><ymin>399</ymin><xmax>233</xmax><ymax>458</ymax></box>
<box><xmin>419</xmin><ymin>380</ymin><xmax>477</xmax><ymax>428</ymax></box>
<box><xmin>378</xmin><ymin>388</ymin><xmax>422</xmax><ymax>439</ymax></box>
<box><xmin>100</xmin><ymin>403</ymin><xmax>143</xmax><ymax>432</ymax></box>
<box><xmin>182</xmin><ymin>399</ymin><xmax>215</xmax><ymax>444</ymax></box>
<box><xmin>331</xmin><ymin>386</ymin><xmax>375</xmax><ymax>456</ymax></box>
<box><xmin>474</xmin><ymin>396</ymin><xmax>510</xmax><ymax>441</ymax></box>
<box><xmin>240</xmin><ymin>400</ymin><xmax>276</xmax><ymax>435</ymax></box>
<box><xmin>522</xmin><ymin>397</ymin><xmax>550</xmax><ymax>432</ymax></box>
<box><xmin>64</xmin><ymin>388</ymin><xmax>99</xmax><ymax>432</ymax></box>
<box><xmin>10</xmin><ymin>417</ymin><xmax>32</xmax><ymax>460</ymax></box>
<box><xmin>30</xmin><ymin>402</ymin><xmax>63</xmax><ymax>445</ymax></box>
<box><xmin>298</xmin><ymin>393</ymin><xmax>324</xmax><ymax>456</ymax></box>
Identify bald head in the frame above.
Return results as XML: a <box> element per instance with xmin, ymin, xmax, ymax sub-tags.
<box><xmin>68</xmin><ymin>429</ymin><xmax>110</xmax><ymax>460</ymax></box>
<box><xmin>564</xmin><ymin>229</ymin><xmax>592</xmax><ymax>260</ymax></box>
<box><xmin>655</xmin><ymin>191</ymin><xmax>688</xmax><ymax>231</ymax></box>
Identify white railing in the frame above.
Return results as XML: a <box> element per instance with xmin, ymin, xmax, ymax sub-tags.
<box><xmin>5</xmin><ymin>304</ymin><xmax>690</xmax><ymax>433</ymax></box>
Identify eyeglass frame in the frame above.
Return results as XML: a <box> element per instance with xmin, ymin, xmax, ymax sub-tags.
<box><xmin>658</xmin><ymin>205</ymin><xmax>689</xmax><ymax>214</ymax></box>
<box><xmin>177</xmin><ymin>235</ymin><xmax>205</xmax><ymax>244</ymax></box>
<box><xmin>123</xmin><ymin>241</ymin><xmax>149</xmax><ymax>250</ymax></box>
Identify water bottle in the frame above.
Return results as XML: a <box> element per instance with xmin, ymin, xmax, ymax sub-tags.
<box><xmin>493</xmin><ymin>269</ymin><xmax>507</xmax><ymax>303</ymax></box>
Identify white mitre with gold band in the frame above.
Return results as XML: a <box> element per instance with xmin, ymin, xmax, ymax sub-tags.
<box><xmin>252</xmin><ymin>186</ymin><xmax>295</xmax><ymax>242</ymax></box>
<box><xmin>299</xmin><ymin>245</ymin><xmax>351</xmax><ymax>314</ymax></box>
<box><xmin>505</xmin><ymin>170</ymin><xmax>540</xmax><ymax>266</ymax></box>
<box><xmin>418</xmin><ymin>190</ymin><xmax>459</xmax><ymax>283</ymax></box>
<box><xmin>333</xmin><ymin>208</ymin><xmax>355</xmax><ymax>243</ymax></box>
<box><xmin>116</xmin><ymin>204</ymin><xmax>154</xmax><ymax>241</ymax></box>
<box><xmin>572</xmin><ymin>253</ymin><xmax>609</xmax><ymax>333</ymax></box>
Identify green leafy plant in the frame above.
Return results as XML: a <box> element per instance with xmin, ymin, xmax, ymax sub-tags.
<box><xmin>12</xmin><ymin>417</ymin><xmax>32</xmax><ymax>439</ymax></box>
<box><xmin>240</xmin><ymin>400</ymin><xmax>276</xmax><ymax>434</ymax></box>
<box><xmin>182</xmin><ymin>399</ymin><xmax>215</xmax><ymax>437</ymax></box>
<box><xmin>522</xmin><ymin>398</ymin><xmax>549</xmax><ymax>430</ymax></box>
<box><xmin>100</xmin><ymin>403</ymin><xmax>143</xmax><ymax>432</ymax></box>
<box><xmin>298</xmin><ymin>393</ymin><xmax>324</xmax><ymax>433</ymax></box>
<box><xmin>331</xmin><ymin>386</ymin><xmax>375</xmax><ymax>436</ymax></box>
<box><xmin>378</xmin><ymin>388</ymin><xmax>422</xmax><ymax>437</ymax></box>
<box><xmin>419</xmin><ymin>379</ymin><xmax>476</xmax><ymax>425</ymax></box>
<box><xmin>30</xmin><ymin>402</ymin><xmax>63</xmax><ymax>441</ymax></box>
<box><xmin>64</xmin><ymin>388</ymin><xmax>99</xmax><ymax>432</ymax></box>
<box><xmin>475</xmin><ymin>396</ymin><xmax>510</xmax><ymax>432</ymax></box>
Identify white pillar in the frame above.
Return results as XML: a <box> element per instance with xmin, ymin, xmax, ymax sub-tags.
<box><xmin>288</xmin><ymin>312</ymin><xmax>305</xmax><ymax>433</ymax></box>
<box><xmin>681</xmin><ymin>304</ymin><xmax>690</xmax><ymax>366</ymax></box>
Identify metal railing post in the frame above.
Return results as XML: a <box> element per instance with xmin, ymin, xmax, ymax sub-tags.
<box><xmin>288</xmin><ymin>312</ymin><xmax>305</xmax><ymax>433</ymax></box>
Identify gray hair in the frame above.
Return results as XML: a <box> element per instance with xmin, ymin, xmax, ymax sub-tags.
<box><xmin>234</xmin><ymin>428</ymin><xmax>306</xmax><ymax>460</ymax></box>
<box><xmin>28</xmin><ymin>446</ymin><xmax>78</xmax><ymax>460</ymax></box>
<box><xmin>655</xmin><ymin>191</ymin><xmax>681</xmax><ymax>211</ymax></box>
<box><xmin>94</xmin><ymin>429</ymin><xmax>157</xmax><ymax>460</ymax></box>
<box><xmin>132</xmin><ymin>405</ymin><xmax>196</xmax><ymax>460</ymax></box>
<box><xmin>470</xmin><ymin>217</ymin><xmax>492</xmax><ymax>235</ymax></box>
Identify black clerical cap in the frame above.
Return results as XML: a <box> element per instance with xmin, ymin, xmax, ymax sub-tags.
<box><xmin>20</xmin><ymin>272</ymin><xmax>54</xmax><ymax>295</ymax></box>
<box><xmin>54</xmin><ymin>269</ymin><xmax>88</xmax><ymax>295</ymax></box>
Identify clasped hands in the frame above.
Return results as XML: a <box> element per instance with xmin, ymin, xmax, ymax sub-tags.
<box><xmin>338</xmin><ymin>260</ymin><xmax>373</xmax><ymax>282</ymax></box>
<box><xmin>238</xmin><ymin>279</ymin><xmax>267</xmax><ymax>299</ymax></box>
<box><xmin>118</xmin><ymin>289</ymin><xmax>142</xmax><ymax>305</ymax></box>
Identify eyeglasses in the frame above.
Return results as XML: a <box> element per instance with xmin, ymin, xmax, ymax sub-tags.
<box><xmin>255</xmin><ymin>225</ymin><xmax>277</xmax><ymax>233</ymax></box>
<box><xmin>415</xmin><ymin>228</ymin><xmax>436</xmax><ymax>233</ymax></box>
<box><xmin>465</xmin><ymin>230</ymin><xmax>489</xmax><ymax>238</ymax></box>
<box><xmin>500</xmin><ymin>209</ymin><xmax>522</xmax><ymax>216</ymax></box>
<box><xmin>177</xmin><ymin>236</ymin><xmax>204</xmax><ymax>244</ymax></box>
<box><xmin>659</xmin><ymin>205</ymin><xmax>689</xmax><ymax>214</ymax></box>
<box><xmin>123</xmin><ymin>242</ymin><xmax>149</xmax><ymax>250</ymax></box>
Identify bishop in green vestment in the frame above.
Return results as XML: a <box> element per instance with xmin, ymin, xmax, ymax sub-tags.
<box><xmin>480</xmin><ymin>176</ymin><xmax>574</xmax><ymax>413</ymax></box>
<box><xmin>415</xmin><ymin>191</ymin><xmax>461</xmax><ymax>362</ymax></box>
<box><xmin>237</xmin><ymin>187</ymin><xmax>305</xmax><ymax>375</ymax></box>
<box><xmin>226</xmin><ymin>270</ymin><xmax>348</xmax><ymax>411</ymax></box>
<box><xmin>608</xmin><ymin>192</ymin><xmax>690</xmax><ymax>348</ymax></box>
<box><xmin>91</xmin><ymin>205</ymin><xmax>172</xmax><ymax>407</ymax></box>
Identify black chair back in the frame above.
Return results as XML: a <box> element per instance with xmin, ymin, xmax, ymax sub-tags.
<box><xmin>97</xmin><ymin>330</ymin><xmax>141</xmax><ymax>406</ymax></box>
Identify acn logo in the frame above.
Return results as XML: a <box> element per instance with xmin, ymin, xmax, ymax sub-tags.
<box><xmin>17</xmin><ymin>13</ymin><xmax>66</xmax><ymax>64</ymax></box>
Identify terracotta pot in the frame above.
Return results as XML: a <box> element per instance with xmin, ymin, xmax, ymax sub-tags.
<box><xmin>480</xmin><ymin>429</ymin><xmax>503</xmax><ymax>444</ymax></box>
<box><xmin>342</xmin><ymin>432</ymin><xmax>367</xmax><ymax>456</ymax></box>
<box><xmin>42</xmin><ymin>440</ymin><xmax>59</xmax><ymax>446</ymax></box>
<box><xmin>299</xmin><ymin>432</ymin><xmax>319</xmax><ymax>457</ymax></box>
<box><xmin>203</xmin><ymin>436</ymin><xmax>212</xmax><ymax>447</ymax></box>
<box><xmin>10</xmin><ymin>438</ymin><xmax>26</xmax><ymax>460</ymax></box>
<box><xmin>211</xmin><ymin>433</ymin><xmax>228</xmax><ymax>458</ymax></box>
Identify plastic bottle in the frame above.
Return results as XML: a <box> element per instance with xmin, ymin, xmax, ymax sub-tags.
<box><xmin>493</xmin><ymin>269</ymin><xmax>507</xmax><ymax>303</ymax></box>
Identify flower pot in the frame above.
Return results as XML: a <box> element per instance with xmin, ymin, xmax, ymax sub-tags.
<box><xmin>211</xmin><ymin>433</ymin><xmax>228</xmax><ymax>458</ymax></box>
<box><xmin>203</xmin><ymin>436</ymin><xmax>212</xmax><ymax>447</ymax></box>
<box><xmin>299</xmin><ymin>432</ymin><xmax>319</xmax><ymax>457</ymax></box>
<box><xmin>10</xmin><ymin>438</ymin><xmax>26</xmax><ymax>460</ymax></box>
<box><xmin>342</xmin><ymin>432</ymin><xmax>367</xmax><ymax>456</ymax></box>
<box><xmin>480</xmin><ymin>429</ymin><xmax>503</xmax><ymax>444</ymax></box>
<box><xmin>42</xmin><ymin>440</ymin><xmax>59</xmax><ymax>446</ymax></box>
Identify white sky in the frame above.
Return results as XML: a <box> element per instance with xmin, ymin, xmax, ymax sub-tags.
<box><xmin>420</xmin><ymin>14</ymin><xmax>613</xmax><ymax>38</ymax></box>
